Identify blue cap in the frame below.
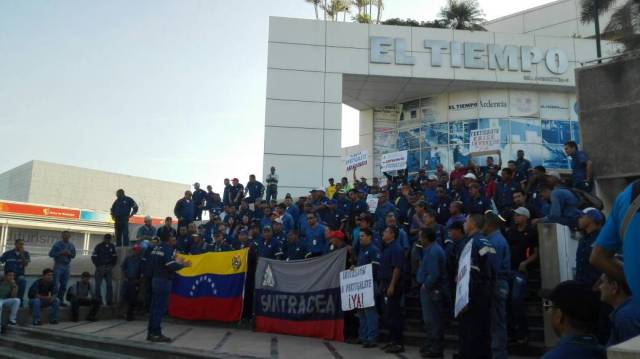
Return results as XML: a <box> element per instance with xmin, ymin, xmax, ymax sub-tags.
<box><xmin>581</xmin><ymin>207</ymin><xmax>604</xmax><ymax>224</ymax></box>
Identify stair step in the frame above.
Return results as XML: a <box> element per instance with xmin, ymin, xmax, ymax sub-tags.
<box><xmin>0</xmin><ymin>333</ymin><xmax>145</xmax><ymax>359</ymax></box>
<box><xmin>0</xmin><ymin>346</ymin><xmax>52</xmax><ymax>359</ymax></box>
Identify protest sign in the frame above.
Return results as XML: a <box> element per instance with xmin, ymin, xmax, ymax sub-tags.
<box><xmin>380</xmin><ymin>150</ymin><xmax>408</xmax><ymax>172</ymax></box>
<box><xmin>469</xmin><ymin>128</ymin><xmax>501</xmax><ymax>155</ymax></box>
<box><xmin>454</xmin><ymin>240</ymin><xmax>472</xmax><ymax>318</ymax></box>
<box><xmin>345</xmin><ymin>150</ymin><xmax>368</xmax><ymax>171</ymax></box>
<box><xmin>340</xmin><ymin>264</ymin><xmax>375</xmax><ymax>311</ymax></box>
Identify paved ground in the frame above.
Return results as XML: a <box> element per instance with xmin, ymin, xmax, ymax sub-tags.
<box><xmin>36</xmin><ymin>319</ymin><xmax>537</xmax><ymax>359</ymax></box>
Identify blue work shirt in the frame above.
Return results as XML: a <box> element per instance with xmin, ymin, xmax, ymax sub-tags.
<box><xmin>570</xmin><ymin>150</ymin><xmax>590</xmax><ymax>186</ymax></box>
<box><xmin>575</xmin><ymin>229</ymin><xmax>602</xmax><ymax>286</ymax></box>
<box><xmin>495</xmin><ymin>180</ymin><xmax>522</xmax><ymax>211</ymax></box>
<box><xmin>281</xmin><ymin>212</ymin><xmax>295</xmax><ymax>234</ymax></box>
<box><xmin>304</xmin><ymin>224</ymin><xmax>328</xmax><ymax>256</ymax></box>
<box><xmin>150</xmin><ymin>242</ymin><xmax>184</xmax><ymax>280</ymax></box>
<box><xmin>110</xmin><ymin>196</ymin><xmax>138</xmax><ymax>219</ymax></box>
<box><xmin>49</xmin><ymin>241</ymin><xmax>76</xmax><ymax>266</ymax></box>
<box><xmin>136</xmin><ymin>225</ymin><xmax>156</xmax><ymax>241</ymax></box>
<box><xmin>435</xmin><ymin>199</ymin><xmax>451</xmax><ymax>226</ymax></box>
<box><xmin>539</xmin><ymin>187</ymin><xmax>581</xmax><ymax>228</ymax></box>
<box><xmin>229</xmin><ymin>184</ymin><xmax>244</xmax><ymax>204</ymax></box>
<box><xmin>174</xmin><ymin>198</ymin><xmax>195</xmax><ymax>223</ymax></box>
<box><xmin>351</xmin><ymin>227</ymin><xmax>382</xmax><ymax>259</ymax></box>
<box><xmin>91</xmin><ymin>241</ymin><xmax>117</xmax><ymax>267</ymax></box>
<box><xmin>374</xmin><ymin>201</ymin><xmax>397</xmax><ymax>231</ymax></box>
<box><xmin>282</xmin><ymin>240</ymin><xmax>308</xmax><ymax>261</ymax></box>
<box><xmin>423</xmin><ymin>189</ymin><xmax>437</xmax><ymax>208</ymax></box>
<box><xmin>379</xmin><ymin>239</ymin><xmax>404</xmax><ymax>283</ymax></box>
<box><xmin>608</xmin><ymin>297</ymin><xmax>640</xmax><ymax>347</ymax></box>
<box><xmin>259</xmin><ymin>216</ymin><xmax>272</xmax><ymax>231</ymax></box>
<box><xmin>349</xmin><ymin>200</ymin><xmax>369</xmax><ymax>220</ymax></box>
<box><xmin>255</xmin><ymin>238</ymin><xmax>283</xmax><ymax>259</ymax></box>
<box><xmin>356</xmin><ymin>244</ymin><xmax>381</xmax><ymax>281</ymax></box>
<box><xmin>595</xmin><ymin>182</ymin><xmax>640</xmax><ymax>301</ymax></box>
<box><xmin>245</xmin><ymin>181</ymin><xmax>264</xmax><ymax>202</ymax></box>
<box><xmin>0</xmin><ymin>249</ymin><xmax>30</xmax><ymax>276</ymax></box>
<box><xmin>121</xmin><ymin>254</ymin><xmax>142</xmax><ymax>280</ymax></box>
<box><xmin>464</xmin><ymin>232</ymin><xmax>497</xmax><ymax>290</ymax></box>
<box><xmin>286</xmin><ymin>204</ymin><xmax>301</xmax><ymax>227</ymax></box>
<box><xmin>142</xmin><ymin>244</ymin><xmax>156</xmax><ymax>277</ymax></box>
<box><xmin>416</xmin><ymin>242</ymin><xmax>447</xmax><ymax>291</ymax></box>
<box><xmin>208</xmin><ymin>241</ymin><xmax>233</xmax><ymax>253</ymax></box>
<box><xmin>465</xmin><ymin>195</ymin><xmax>490</xmax><ymax>215</ymax></box>
<box><xmin>156</xmin><ymin>225</ymin><xmax>177</xmax><ymax>239</ymax></box>
<box><xmin>486</xmin><ymin>230</ymin><xmax>511</xmax><ymax>280</ymax></box>
<box><xmin>192</xmin><ymin>189</ymin><xmax>207</xmax><ymax>209</ymax></box>
<box><xmin>542</xmin><ymin>334</ymin><xmax>605</xmax><ymax>359</ymax></box>
<box><xmin>515</xmin><ymin>158</ymin><xmax>531</xmax><ymax>180</ymax></box>
<box><xmin>175</xmin><ymin>235</ymin><xmax>193</xmax><ymax>254</ymax></box>
<box><xmin>188</xmin><ymin>241</ymin><xmax>210</xmax><ymax>255</ymax></box>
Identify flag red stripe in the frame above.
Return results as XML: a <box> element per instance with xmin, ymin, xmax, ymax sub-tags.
<box><xmin>168</xmin><ymin>294</ymin><xmax>242</xmax><ymax>322</ymax></box>
<box><xmin>255</xmin><ymin>316</ymin><xmax>344</xmax><ymax>341</ymax></box>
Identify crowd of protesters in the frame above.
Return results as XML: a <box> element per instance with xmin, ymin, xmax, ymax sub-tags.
<box><xmin>1</xmin><ymin>141</ymin><xmax>639</xmax><ymax>358</ymax></box>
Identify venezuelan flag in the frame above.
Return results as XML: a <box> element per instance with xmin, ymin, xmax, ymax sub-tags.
<box><xmin>168</xmin><ymin>248</ymin><xmax>248</xmax><ymax>322</ymax></box>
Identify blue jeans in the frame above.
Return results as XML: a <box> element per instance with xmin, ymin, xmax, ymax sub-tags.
<box><xmin>509</xmin><ymin>272</ymin><xmax>529</xmax><ymax>340</ymax></box>
<box><xmin>16</xmin><ymin>275</ymin><xmax>27</xmax><ymax>305</ymax></box>
<box><xmin>95</xmin><ymin>266</ymin><xmax>114</xmax><ymax>305</ymax></box>
<box><xmin>29</xmin><ymin>297</ymin><xmax>59</xmax><ymax>323</ymax></box>
<box><xmin>148</xmin><ymin>277</ymin><xmax>172</xmax><ymax>336</ymax></box>
<box><xmin>266</xmin><ymin>188</ymin><xmax>277</xmax><ymax>202</ymax></box>
<box><xmin>357</xmin><ymin>306</ymin><xmax>379</xmax><ymax>344</ymax></box>
<box><xmin>491</xmin><ymin>279</ymin><xmax>509</xmax><ymax>359</ymax></box>
<box><xmin>53</xmin><ymin>265</ymin><xmax>70</xmax><ymax>303</ymax></box>
<box><xmin>420</xmin><ymin>286</ymin><xmax>445</xmax><ymax>354</ymax></box>
<box><xmin>0</xmin><ymin>298</ymin><xmax>20</xmax><ymax>322</ymax></box>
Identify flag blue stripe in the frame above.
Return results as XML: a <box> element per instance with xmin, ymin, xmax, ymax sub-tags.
<box><xmin>172</xmin><ymin>272</ymin><xmax>245</xmax><ymax>298</ymax></box>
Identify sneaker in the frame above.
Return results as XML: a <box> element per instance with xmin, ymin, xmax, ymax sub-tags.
<box><xmin>32</xmin><ymin>321</ymin><xmax>42</xmax><ymax>326</ymax></box>
<box><xmin>362</xmin><ymin>343</ymin><xmax>377</xmax><ymax>348</ymax></box>
<box><xmin>385</xmin><ymin>344</ymin><xmax>405</xmax><ymax>354</ymax></box>
<box><xmin>8</xmin><ymin>320</ymin><xmax>17</xmax><ymax>326</ymax></box>
<box><xmin>49</xmin><ymin>320</ymin><xmax>59</xmax><ymax>325</ymax></box>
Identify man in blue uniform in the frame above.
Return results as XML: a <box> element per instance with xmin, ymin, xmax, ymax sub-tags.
<box><xmin>28</xmin><ymin>268</ymin><xmax>59</xmax><ymax>325</ymax></box>
<box><xmin>456</xmin><ymin>214</ymin><xmax>496</xmax><ymax>359</ymax></box>
<box><xmin>598</xmin><ymin>271</ymin><xmax>640</xmax><ymax>347</ymax></box>
<box><xmin>355</xmin><ymin>227</ymin><xmax>380</xmax><ymax>348</ymax></box>
<box><xmin>244</xmin><ymin>174</ymin><xmax>265</xmax><ymax>204</ymax></box>
<box><xmin>229</xmin><ymin>178</ymin><xmax>245</xmax><ymax>208</ymax></box>
<box><xmin>222</xmin><ymin>178</ymin><xmax>232</xmax><ymax>206</ymax></box>
<box><xmin>174</xmin><ymin>190</ymin><xmax>195</xmax><ymax>229</ymax></box>
<box><xmin>192</xmin><ymin>182</ymin><xmax>207</xmax><ymax>221</ymax></box>
<box><xmin>121</xmin><ymin>244</ymin><xmax>143</xmax><ymax>321</ymax></box>
<box><xmin>1</xmin><ymin>238</ymin><xmax>30</xmax><ymax>304</ymax></box>
<box><xmin>91</xmin><ymin>234</ymin><xmax>118</xmax><ymax>305</ymax></box>
<box><xmin>416</xmin><ymin>227</ymin><xmax>447</xmax><ymax>358</ymax></box>
<box><xmin>374</xmin><ymin>192</ymin><xmax>397</xmax><ymax>231</ymax></box>
<box><xmin>575</xmin><ymin>208</ymin><xmax>604</xmax><ymax>286</ymax></box>
<box><xmin>484</xmin><ymin>212</ymin><xmax>511</xmax><ymax>359</ymax></box>
<box><xmin>379</xmin><ymin>226</ymin><xmax>405</xmax><ymax>354</ymax></box>
<box><xmin>206</xmin><ymin>186</ymin><xmax>223</xmax><ymax>217</ymax></box>
<box><xmin>136</xmin><ymin>216</ymin><xmax>157</xmax><ymax>244</ymax></box>
<box><xmin>434</xmin><ymin>186</ymin><xmax>451</xmax><ymax>226</ymax></box>
<box><xmin>534</xmin><ymin>173</ymin><xmax>581</xmax><ymax>229</ymax></box>
<box><xmin>147</xmin><ymin>234</ymin><xmax>191</xmax><ymax>343</ymax></box>
<box><xmin>303</xmin><ymin>213</ymin><xmax>328</xmax><ymax>257</ymax></box>
<box><xmin>515</xmin><ymin>150</ymin><xmax>532</xmax><ymax>183</ymax></box>
<box><xmin>541</xmin><ymin>280</ymin><xmax>605</xmax><ymax>358</ymax></box>
<box><xmin>210</xmin><ymin>232</ymin><xmax>233</xmax><ymax>252</ymax></box>
<box><xmin>110</xmin><ymin>189</ymin><xmax>139</xmax><ymax>246</ymax></box>
<box><xmin>156</xmin><ymin>217</ymin><xmax>176</xmax><ymax>239</ymax></box>
<box><xmin>495</xmin><ymin>168</ymin><xmax>522</xmax><ymax>214</ymax></box>
<box><xmin>464</xmin><ymin>183</ymin><xmax>490</xmax><ymax>215</ymax></box>
<box><xmin>282</xmin><ymin>229</ymin><xmax>307</xmax><ymax>261</ymax></box>
<box><xmin>564</xmin><ymin>141</ymin><xmax>593</xmax><ymax>193</ymax></box>
<box><xmin>255</xmin><ymin>226</ymin><xmax>283</xmax><ymax>259</ymax></box>
<box><xmin>175</xmin><ymin>226</ymin><xmax>192</xmax><ymax>254</ymax></box>
<box><xmin>49</xmin><ymin>231</ymin><xmax>76</xmax><ymax>306</ymax></box>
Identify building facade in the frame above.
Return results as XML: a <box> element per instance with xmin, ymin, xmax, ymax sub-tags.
<box><xmin>263</xmin><ymin>5</ymin><xmax>620</xmax><ymax>197</ymax></box>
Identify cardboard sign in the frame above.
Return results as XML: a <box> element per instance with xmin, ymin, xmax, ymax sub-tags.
<box><xmin>380</xmin><ymin>150</ymin><xmax>408</xmax><ymax>172</ymax></box>
<box><xmin>340</xmin><ymin>264</ymin><xmax>375</xmax><ymax>311</ymax></box>
<box><xmin>470</xmin><ymin>128</ymin><xmax>501</xmax><ymax>155</ymax></box>
<box><xmin>346</xmin><ymin>151</ymin><xmax>369</xmax><ymax>171</ymax></box>
<box><xmin>454</xmin><ymin>240</ymin><xmax>472</xmax><ymax>318</ymax></box>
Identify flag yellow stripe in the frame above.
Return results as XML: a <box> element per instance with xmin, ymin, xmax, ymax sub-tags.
<box><xmin>176</xmin><ymin>248</ymin><xmax>248</xmax><ymax>276</ymax></box>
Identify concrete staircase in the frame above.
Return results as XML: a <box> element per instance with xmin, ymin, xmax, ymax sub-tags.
<box><xmin>0</xmin><ymin>326</ymin><xmax>231</xmax><ymax>359</ymax></box>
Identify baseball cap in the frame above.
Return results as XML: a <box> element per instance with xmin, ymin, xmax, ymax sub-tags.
<box><xmin>513</xmin><ymin>207</ymin><xmax>531</xmax><ymax>219</ymax></box>
<box><xmin>541</xmin><ymin>280</ymin><xmax>600</xmax><ymax>323</ymax></box>
<box><xmin>328</xmin><ymin>231</ymin><xmax>345</xmax><ymax>240</ymax></box>
<box><xmin>582</xmin><ymin>207</ymin><xmax>604</xmax><ymax>224</ymax></box>
<box><xmin>463</xmin><ymin>173</ymin><xmax>477</xmax><ymax>180</ymax></box>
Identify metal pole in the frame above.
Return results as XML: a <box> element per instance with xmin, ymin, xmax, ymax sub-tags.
<box><xmin>593</xmin><ymin>0</ymin><xmax>602</xmax><ymax>63</ymax></box>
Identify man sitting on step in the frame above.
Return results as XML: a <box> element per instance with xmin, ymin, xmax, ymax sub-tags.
<box><xmin>28</xmin><ymin>268</ymin><xmax>59</xmax><ymax>325</ymax></box>
<box><xmin>0</xmin><ymin>271</ymin><xmax>20</xmax><ymax>332</ymax></box>
<box><xmin>67</xmin><ymin>271</ymin><xmax>100</xmax><ymax>322</ymax></box>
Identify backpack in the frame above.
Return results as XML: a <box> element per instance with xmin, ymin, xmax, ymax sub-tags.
<box><xmin>569</xmin><ymin>188</ymin><xmax>604</xmax><ymax>211</ymax></box>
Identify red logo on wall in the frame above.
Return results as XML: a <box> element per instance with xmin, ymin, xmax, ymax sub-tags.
<box><xmin>0</xmin><ymin>202</ymin><xmax>80</xmax><ymax>220</ymax></box>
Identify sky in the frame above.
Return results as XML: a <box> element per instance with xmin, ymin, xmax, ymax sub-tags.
<box><xmin>0</xmin><ymin>0</ymin><xmax>556</xmax><ymax>193</ymax></box>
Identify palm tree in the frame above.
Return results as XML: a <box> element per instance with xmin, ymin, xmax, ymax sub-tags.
<box><xmin>438</xmin><ymin>0</ymin><xmax>487</xmax><ymax>31</ymax></box>
<box><xmin>580</xmin><ymin>0</ymin><xmax>640</xmax><ymax>51</ymax></box>
<box><xmin>375</xmin><ymin>0</ymin><xmax>384</xmax><ymax>24</ymax></box>
<box><xmin>352</xmin><ymin>0</ymin><xmax>368</xmax><ymax>16</ymax></box>
<box><xmin>305</xmin><ymin>0</ymin><xmax>322</xmax><ymax>19</ymax></box>
<box><xmin>322</xmin><ymin>0</ymin><xmax>349</xmax><ymax>21</ymax></box>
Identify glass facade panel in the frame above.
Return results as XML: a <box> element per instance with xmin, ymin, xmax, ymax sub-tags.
<box><xmin>423</xmin><ymin>123</ymin><xmax>449</xmax><ymax>146</ymax></box>
<box><xmin>542</xmin><ymin>120</ymin><xmax>572</xmax><ymax>144</ymax></box>
<box><xmin>478</xmin><ymin>118</ymin><xmax>510</xmax><ymax>143</ymax></box>
<box><xmin>542</xmin><ymin>144</ymin><xmax>571</xmax><ymax>169</ymax></box>
<box><xmin>449</xmin><ymin>120</ymin><xmax>478</xmax><ymax>145</ymax></box>
<box><xmin>510</xmin><ymin>118</ymin><xmax>541</xmax><ymax>144</ymax></box>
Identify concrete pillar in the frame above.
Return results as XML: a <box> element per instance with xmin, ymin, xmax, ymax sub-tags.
<box><xmin>0</xmin><ymin>225</ymin><xmax>8</xmax><ymax>253</ymax></box>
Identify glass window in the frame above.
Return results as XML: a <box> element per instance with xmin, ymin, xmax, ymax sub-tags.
<box><xmin>542</xmin><ymin>144</ymin><xmax>570</xmax><ymax>169</ymax></box>
<box><xmin>407</xmin><ymin>150</ymin><xmax>421</xmax><ymax>174</ymax></box>
<box><xmin>542</xmin><ymin>120</ymin><xmax>571</xmax><ymax>144</ymax></box>
<box><xmin>422</xmin><ymin>146</ymin><xmax>450</xmax><ymax>171</ymax></box>
<box><xmin>449</xmin><ymin>119</ymin><xmax>478</xmax><ymax>145</ymax></box>
<box><xmin>400</xmin><ymin>100</ymin><xmax>419</xmax><ymax>123</ymax></box>
<box><xmin>374</xmin><ymin>130</ymin><xmax>397</xmax><ymax>155</ymax></box>
<box><xmin>423</xmin><ymin>123</ymin><xmax>449</xmax><ymax>146</ymax></box>
<box><xmin>478</xmin><ymin>118</ymin><xmax>510</xmax><ymax>143</ymax></box>
<box><xmin>510</xmin><ymin>118</ymin><xmax>541</xmax><ymax>144</ymax></box>
<box><xmin>397</xmin><ymin>128</ymin><xmax>420</xmax><ymax>150</ymax></box>
<box><xmin>571</xmin><ymin>121</ymin><xmax>581</xmax><ymax>145</ymax></box>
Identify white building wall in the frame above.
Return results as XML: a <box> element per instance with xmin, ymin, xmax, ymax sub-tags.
<box><xmin>23</xmin><ymin>161</ymin><xmax>189</xmax><ymax>218</ymax></box>
<box><xmin>0</xmin><ymin>161</ymin><xmax>33</xmax><ymax>202</ymax></box>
